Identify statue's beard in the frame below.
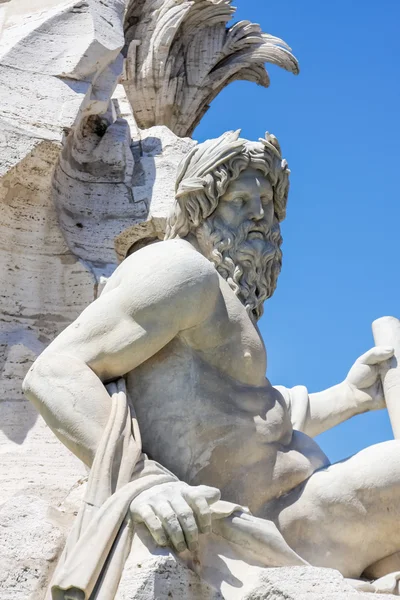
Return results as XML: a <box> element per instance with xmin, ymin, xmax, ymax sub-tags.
<box><xmin>195</xmin><ymin>216</ymin><xmax>282</xmax><ymax>321</ymax></box>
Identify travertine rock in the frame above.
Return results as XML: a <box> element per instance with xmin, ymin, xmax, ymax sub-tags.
<box><xmin>0</xmin><ymin>0</ymin><xmax>127</xmax><ymax>505</ymax></box>
<box><xmin>120</xmin><ymin>535</ymin><xmax>396</xmax><ymax>600</ymax></box>
<box><xmin>0</xmin><ymin>494</ymin><xmax>396</xmax><ymax>600</ymax></box>
<box><xmin>239</xmin><ymin>567</ymin><xmax>394</xmax><ymax>600</ymax></box>
<box><xmin>0</xmin><ymin>0</ymin><xmax>298</xmax><ymax>517</ymax></box>
<box><xmin>5</xmin><ymin>3</ymin><xmax>399</xmax><ymax>600</ymax></box>
<box><xmin>24</xmin><ymin>130</ymin><xmax>400</xmax><ymax>598</ymax></box>
<box><xmin>114</xmin><ymin>122</ymin><xmax>196</xmax><ymax>260</ymax></box>
<box><xmin>54</xmin><ymin>95</ymin><xmax>196</xmax><ymax>264</ymax></box>
<box><xmin>119</xmin><ymin>540</ymin><xmax>223</xmax><ymax>600</ymax></box>
<box><xmin>123</xmin><ymin>0</ymin><xmax>299</xmax><ymax>137</ymax></box>
<box><xmin>0</xmin><ymin>496</ymin><xmax>71</xmax><ymax>600</ymax></box>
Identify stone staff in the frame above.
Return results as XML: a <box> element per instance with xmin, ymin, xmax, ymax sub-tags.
<box><xmin>372</xmin><ymin>316</ymin><xmax>400</xmax><ymax>439</ymax></box>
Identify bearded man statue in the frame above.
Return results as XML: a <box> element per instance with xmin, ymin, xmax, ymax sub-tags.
<box><xmin>24</xmin><ymin>131</ymin><xmax>400</xmax><ymax>599</ymax></box>
<box><xmin>166</xmin><ymin>130</ymin><xmax>288</xmax><ymax>320</ymax></box>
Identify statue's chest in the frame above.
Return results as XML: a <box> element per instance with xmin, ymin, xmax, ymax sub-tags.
<box><xmin>181</xmin><ymin>281</ymin><xmax>267</xmax><ymax>386</ymax></box>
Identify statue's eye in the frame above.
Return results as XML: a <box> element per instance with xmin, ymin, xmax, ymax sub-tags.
<box><xmin>261</xmin><ymin>195</ymin><xmax>272</xmax><ymax>205</ymax></box>
<box><xmin>232</xmin><ymin>196</ymin><xmax>244</xmax><ymax>206</ymax></box>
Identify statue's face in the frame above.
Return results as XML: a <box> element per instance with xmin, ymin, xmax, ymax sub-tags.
<box><xmin>195</xmin><ymin>166</ymin><xmax>282</xmax><ymax>320</ymax></box>
<box><xmin>212</xmin><ymin>167</ymin><xmax>274</xmax><ymax>236</ymax></box>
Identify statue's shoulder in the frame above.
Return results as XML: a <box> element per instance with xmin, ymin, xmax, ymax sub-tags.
<box><xmin>113</xmin><ymin>239</ymin><xmax>218</xmax><ymax>294</ymax></box>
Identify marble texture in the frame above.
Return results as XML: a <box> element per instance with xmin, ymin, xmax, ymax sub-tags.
<box><xmin>122</xmin><ymin>0</ymin><xmax>299</xmax><ymax>137</ymax></box>
<box><xmin>23</xmin><ymin>131</ymin><xmax>400</xmax><ymax>597</ymax></box>
<box><xmin>0</xmin><ymin>1</ymin><xmax>193</xmax><ymax>510</ymax></box>
<box><xmin>0</xmin><ymin>495</ymin><xmax>71</xmax><ymax>600</ymax></box>
<box><xmin>373</xmin><ymin>317</ymin><xmax>400</xmax><ymax>439</ymax></box>
<box><xmin>1</xmin><ymin>2</ymin><xmax>399</xmax><ymax>599</ymax></box>
<box><xmin>0</xmin><ymin>0</ymin><xmax>129</xmax><ymax>507</ymax></box>
<box><xmin>120</xmin><ymin>527</ymin><xmax>397</xmax><ymax>600</ymax></box>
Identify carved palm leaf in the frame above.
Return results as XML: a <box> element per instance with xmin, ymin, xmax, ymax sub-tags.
<box><xmin>124</xmin><ymin>0</ymin><xmax>299</xmax><ymax>137</ymax></box>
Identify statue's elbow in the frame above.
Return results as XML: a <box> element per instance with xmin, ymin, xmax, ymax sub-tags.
<box><xmin>22</xmin><ymin>370</ymin><xmax>30</xmax><ymax>396</ymax></box>
<box><xmin>22</xmin><ymin>362</ymin><xmax>38</xmax><ymax>399</ymax></box>
<box><xmin>22</xmin><ymin>356</ymin><xmax>47</xmax><ymax>401</ymax></box>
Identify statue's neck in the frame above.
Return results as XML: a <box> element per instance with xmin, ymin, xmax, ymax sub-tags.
<box><xmin>180</xmin><ymin>233</ymin><xmax>202</xmax><ymax>254</ymax></box>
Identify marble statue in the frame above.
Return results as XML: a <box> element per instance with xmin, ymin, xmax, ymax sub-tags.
<box><xmin>23</xmin><ymin>130</ymin><xmax>400</xmax><ymax>598</ymax></box>
<box><xmin>122</xmin><ymin>0</ymin><xmax>299</xmax><ymax>137</ymax></box>
<box><xmin>0</xmin><ymin>0</ymin><xmax>298</xmax><ymax>517</ymax></box>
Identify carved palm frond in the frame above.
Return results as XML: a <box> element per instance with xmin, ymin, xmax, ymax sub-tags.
<box><xmin>124</xmin><ymin>0</ymin><xmax>299</xmax><ymax>137</ymax></box>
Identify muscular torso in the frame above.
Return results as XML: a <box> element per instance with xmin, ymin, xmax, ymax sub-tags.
<box><xmin>127</xmin><ymin>259</ymin><xmax>329</xmax><ymax>515</ymax></box>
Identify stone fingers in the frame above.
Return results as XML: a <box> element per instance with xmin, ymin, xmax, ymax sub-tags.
<box><xmin>131</xmin><ymin>504</ymin><xmax>168</xmax><ymax>547</ymax></box>
<box><xmin>169</xmin><ymin>496</ymin><xmax>199</xmax><ymax>552</ymax></box>
<box><xmin>358</xmin><ymin>346</ymin><xmax>394</xmax><ymax>365</ymax></box>
<box><xmin>350</xmin><ymin>362</ymin><xmax>378</xmax><ymax>389</ymax></box>
<box><xmin>192</xmin><ymin>484</ymin><xmax>221</xmax><ymax>504</ymax></box>
<box><xmin>153</xmin><ymin>501</ymin><xmax>189</xmax><ymax>554</ymax></box>
<box><xmin>183</xmin><ymin>490</ymin><xmax>212</xmax><ymax>534</ymax></box>
<box><xmin>131</xmin><ymin>483</ymin><xmax>220</xmax><ymax>554</ymax></box>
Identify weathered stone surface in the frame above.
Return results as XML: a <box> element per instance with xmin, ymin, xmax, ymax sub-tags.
<box><xmin>0</xmin><ymin>136</ymin><xmax>90</xmax><ymax>505</ymax></box>
<box><xmin>0</xmin><ymin>495</ymin><xmax>397</xmax><ymax>600</ymax></box>
<box><xmin>114</xmin><ymin>122</ymin><xmax>196</xmax><ymax>261</ymax></box>
<box><xmin>24</xmin><ymin>129</ymin><xmax>400</xmax><ymax>599</ymax></box>
<box><xmin>240</xmin><ymin>567</ymin><xmax>395</xmax><ymax>600</ymax></box>
<box><xmin>119</xmin><ymin>541</ymin><xmax>223</xmax><ymax>600</ymax></box>
<box><xmin>0</xmin><ymin>0</ymin><xmax>299</xmax><ymax>519</ymax></box>
<box><xmin>123</xmin><ymin>0</ymin><xmax>299</xmax><ymax>137</ymax></box>
<box><xmin>120</xmin><ymin>538</ymin><xmax>397</xmax><ymax>600</ymax></box>
<box><xmin>3</xmin><ymin>3</ymin><xmax>399</xmax><ymax>600</ymax></box>
<box><xmin>0</xmin><ymin>496</ymin><xmax>71</xmax><ymax>600</ymax></box>
<box><xmin>0</xmin><ymin>0</ymin><xmax>127</xmax><ymax>505</ymax></box>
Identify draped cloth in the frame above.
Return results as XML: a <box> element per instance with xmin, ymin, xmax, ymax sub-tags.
<box><xmin>48</xmin><ymin>378</ymin><xmax>177</xmax><ymax>600</ymax></box>
<box><xmin>48</xmin><ymin>379</ymin><xmax>309</xmax><ymax>600</ymax></box>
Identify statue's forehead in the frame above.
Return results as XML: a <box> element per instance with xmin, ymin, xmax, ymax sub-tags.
<box><xmin>224</xmin><ymin>167</ymin><xmax>273</xmax><ymax>193</ymax></box>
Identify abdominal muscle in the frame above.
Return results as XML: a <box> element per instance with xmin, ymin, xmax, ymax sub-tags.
<box><xmin>191</xmin><ymin>429</ymin><xmax>330</xmax><ymax>514</ymax></box>
<box><xmin>127</xmin><ymin>341</ymin><xmax>330</xmax><ymax>515</ymax></box>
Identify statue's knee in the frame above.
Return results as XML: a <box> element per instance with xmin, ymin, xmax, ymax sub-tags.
<box><xmin>372</xmin><ymin>440</ymin><xmax>400</xmax><ymax>468</ymax></box>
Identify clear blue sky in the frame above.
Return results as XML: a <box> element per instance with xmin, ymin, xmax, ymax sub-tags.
<box><xmin>194</xmin><ymin>0</ymin><xmax>400</xmax><ymax>463</ymax></box>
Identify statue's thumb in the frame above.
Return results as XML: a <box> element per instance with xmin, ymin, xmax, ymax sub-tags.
<box><xmin>195</xmin><ymin>485</ymin><xmax>221</xmax><ymax>504</ymax></box>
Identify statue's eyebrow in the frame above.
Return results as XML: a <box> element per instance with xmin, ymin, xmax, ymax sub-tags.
<box><xmin>225</xmin><ymin>189</ymin><xmax>251</xmax><ymax>201</ymax></box>
<box><xmin>261</xmin><ymin>190</ymin><xmax>274</xmax><ymax>200</ymax></box>
<box><xmin>225</xmin><ymin>181</ymin><xmax>252</xmax><ymax>195</ymax></box>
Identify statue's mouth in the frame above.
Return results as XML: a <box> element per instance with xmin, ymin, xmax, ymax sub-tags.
<box><xmin>247</xmin><ymin>229</ymin><xmax>266</xmax><ymax>240</ymax></box>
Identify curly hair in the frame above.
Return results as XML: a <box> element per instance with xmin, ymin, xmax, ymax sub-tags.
<box><xmin>165</xmin><ymin>130</ymin><xmax>290</xmax><ymax>240</ymax></box>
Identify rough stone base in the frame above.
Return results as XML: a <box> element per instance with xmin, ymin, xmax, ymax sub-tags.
<box><xmin>0</xmin><ymin>495</ymin><xmax>69</xmax><ymax>600</ymax></box>
<box><xmin>119</xmin><ymin>558</ymin><xmax>397</xmax><ymax>600</ymax></box>
<box><xmin>1</xmin><ymin>496</ymin><xmax>397</xmax><ymax>600</ymax></box>
<box><xmin>119</xmin><ymin>526</ymin><xmax>398</xmax><ymax>600</ymax></box>
<box><xmin>118</xmin><ymin>552</ymin><xmax>222</xmax><ymax>600</ymax></box>
<box><xmin>241</xmin><ymin>567</ymin><xmax>395</xmax><ymax>600</ymax></box>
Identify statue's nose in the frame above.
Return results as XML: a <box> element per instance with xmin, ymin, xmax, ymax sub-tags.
<box><xmin>249</xmin><ymin>196</ymin><xmax>265</xmax><ymax>220</ymax></box>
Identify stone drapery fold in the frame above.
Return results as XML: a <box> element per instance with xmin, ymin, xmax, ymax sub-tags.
<box><xmin>48</xmin><ymin>379</ymin><xmax>309</xmax><ymax>599</ymax></box>
<box><xmin>48</xmin><ymin>378</ymin><xmax>176</xmax><ymax>600</ymax></box>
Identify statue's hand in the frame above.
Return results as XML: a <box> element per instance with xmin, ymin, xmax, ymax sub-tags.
<box><xmin>345</xmin><ymin>346</ymin><xmax>394</xmax><ymax>410</ymax></box>
<box><xmin>130</xmin><ymin>481</ymin><xmax>220</xmax><ymax>553</ymax></box>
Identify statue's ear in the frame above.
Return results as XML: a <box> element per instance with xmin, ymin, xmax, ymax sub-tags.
<box><xmin>178</xmin><ymin>189</ymin><xmax>213</xmax><ymax>230</ymax></box>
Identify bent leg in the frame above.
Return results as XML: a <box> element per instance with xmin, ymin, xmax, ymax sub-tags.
<box><xmin>364</xmin><ymin>552</ymin><xmax>400</xmax><ymax>579</ymax></box>
<box><xmin>271</xmin><ymin>440</ymin><xmax>400</xmax><ymax>578</ymax></box>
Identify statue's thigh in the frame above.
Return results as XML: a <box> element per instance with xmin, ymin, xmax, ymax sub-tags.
<box><xmin>277</xmin><ymin>440</ymin><xmax>400</xmax><ymax>577</ymax></box>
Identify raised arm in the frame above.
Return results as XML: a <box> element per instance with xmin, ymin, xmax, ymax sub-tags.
<box><xmin>23</xmin><ymin>240</ymin><xmax>219</xmax><ymax>466</ymax></box>
<box><xmin>281</xmin><ymin>346</ymin><xmax>394</xmax><ymax>438</ymax></box>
